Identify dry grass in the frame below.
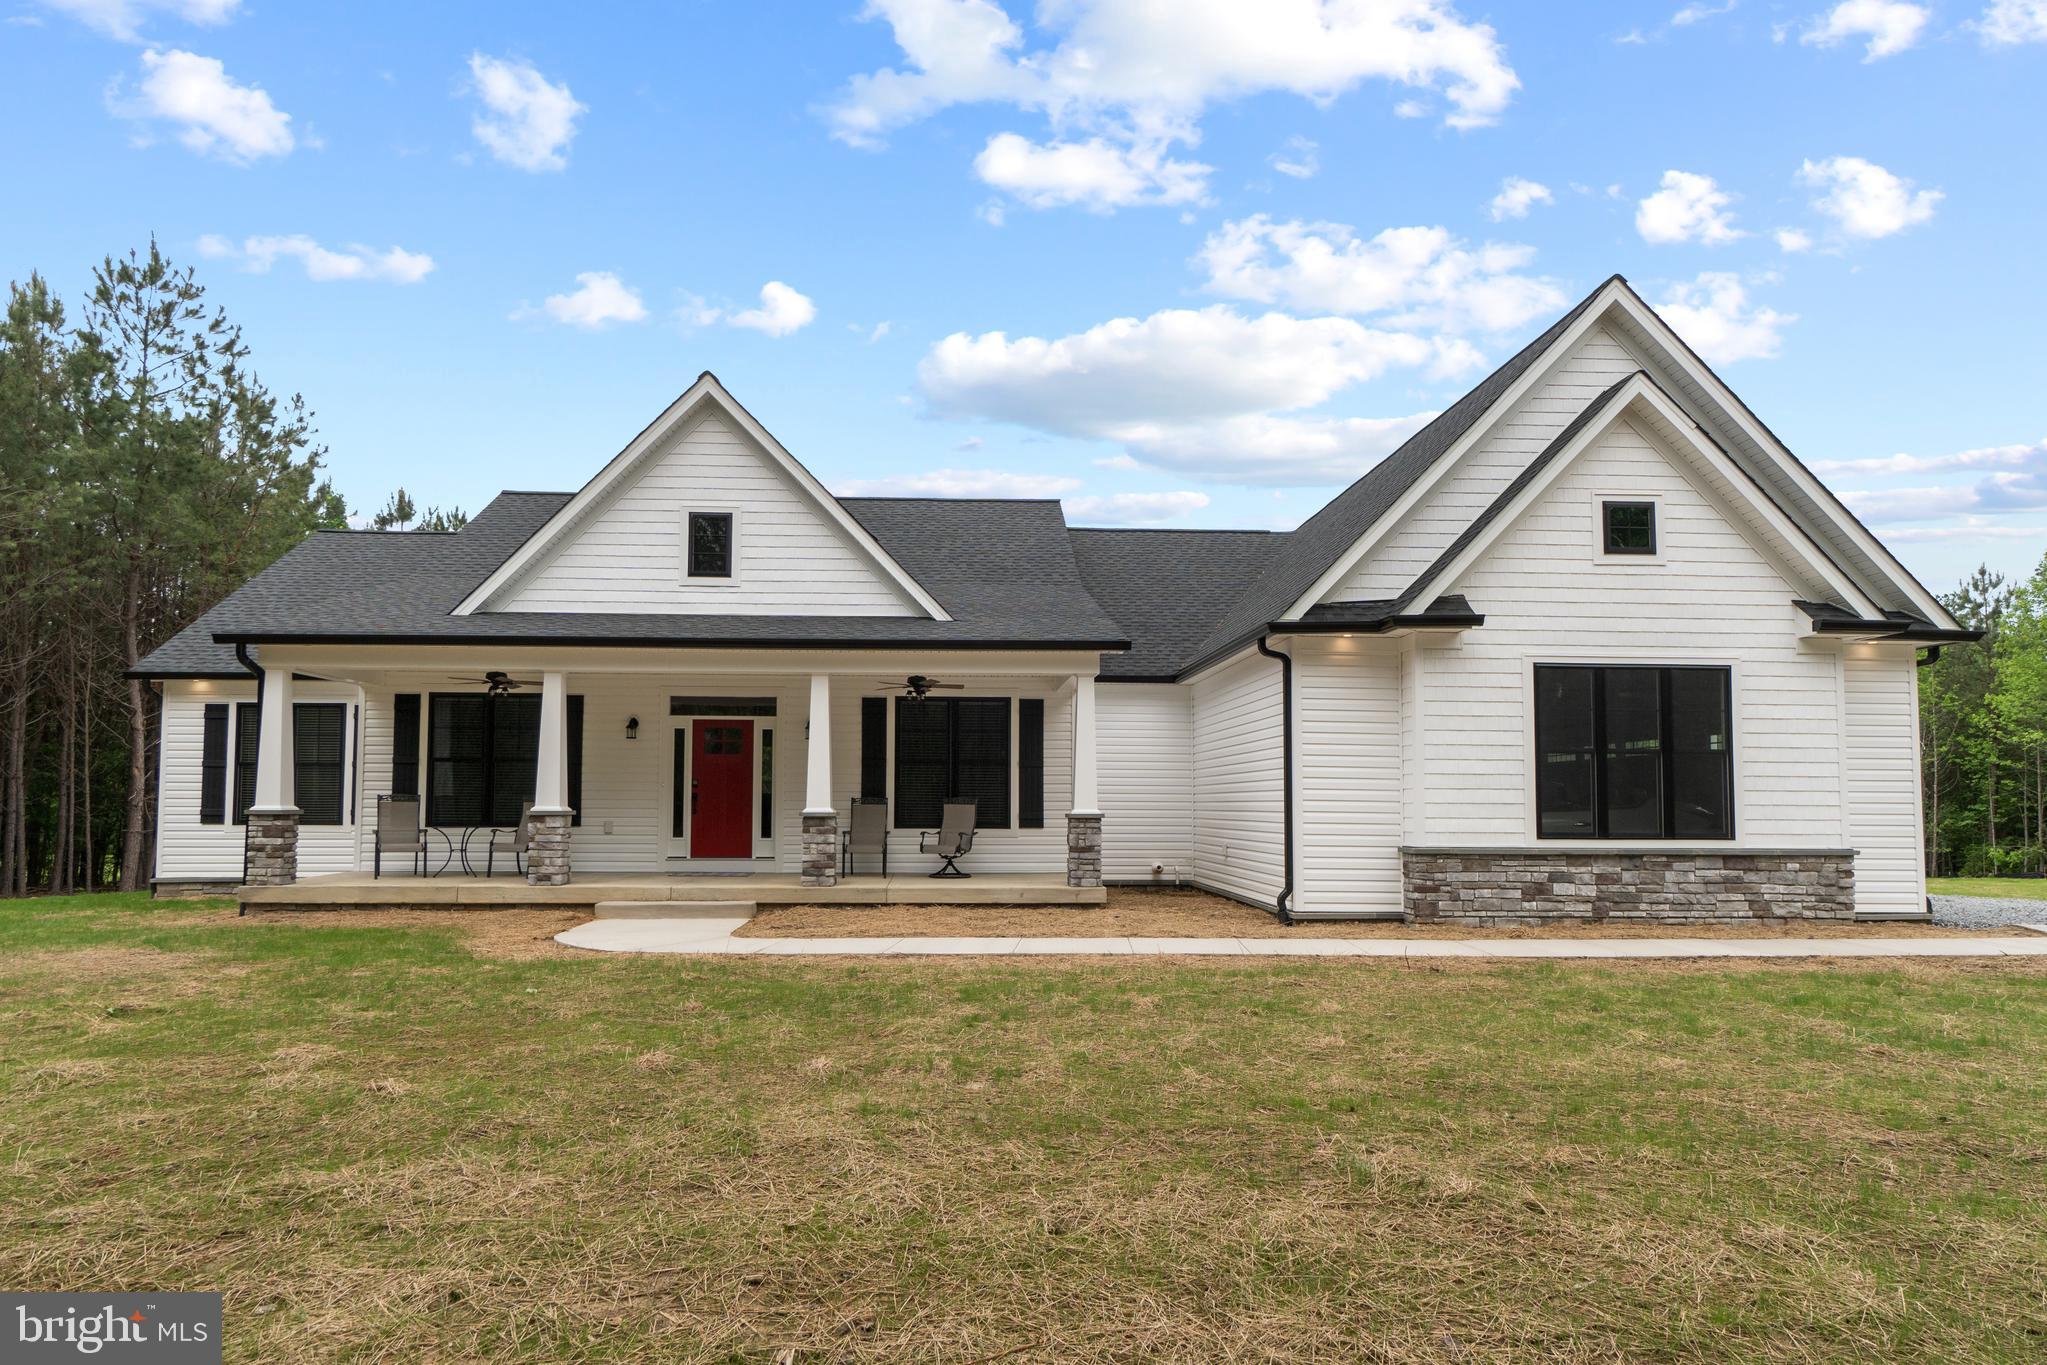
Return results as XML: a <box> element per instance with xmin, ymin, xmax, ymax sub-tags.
<box><xmin>740</xmin><ymin>886</ymin><xmax>1999</xmax><ymax>939</ymax></box>
<box><xmin>4</xmin><ymin>892</ymin><xmax>2046</xmax><ymax>1363</ymax></box>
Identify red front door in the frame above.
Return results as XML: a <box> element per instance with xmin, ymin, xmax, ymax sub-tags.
<box><xmin>690</xmin><ymin>721</ymin><xmax>754</xmax><ymax>858</ymax></box>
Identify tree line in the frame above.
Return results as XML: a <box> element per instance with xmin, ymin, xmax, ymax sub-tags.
<box><xmin>0</xmin><ymin>243</ymin><xmax>456</xmax><ymax>896</ymax></box>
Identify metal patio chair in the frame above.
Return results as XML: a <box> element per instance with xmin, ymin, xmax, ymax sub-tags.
<box><xmin>374</xmin><ymin>795</ymin><xmax>449</xmax><ymax>878</ymax></box>
<box><xmin>841</xmin><ymin>796</ymin><xmax>889</xmax><ymax>877</ymax></box>
<box><xmin>918</xmin><ymin>800</ymin><xmax>978</xmax><ymax>878</ymax></box>
<box><xmin>487</xmin><ymin>800</ymin><xmax>534</xmax><ymax>878</ymax></box>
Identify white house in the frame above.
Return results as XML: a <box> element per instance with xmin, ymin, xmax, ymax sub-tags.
<box><xmin>133</xmin><ymin>276</ymin><xmax>1975</xmax><ymax>923</ymax></box>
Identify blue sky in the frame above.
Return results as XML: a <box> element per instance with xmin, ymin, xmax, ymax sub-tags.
<box><xmin>5</xmin><ymin>0</ymin><xmax>2044</xmax><ymax>593</ymax></box>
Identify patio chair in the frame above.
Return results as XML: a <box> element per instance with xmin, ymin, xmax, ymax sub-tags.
<box><xmin>487</xmin><ymin>800</ymin><xmax>533</xmax><ymax>878</ymax></box>
<box><xmin>918</xmin><ymin>800</ymin><xmax>978</xmax><ymax>878</ymax></box>
<box><xmin>841</xmin><ymin>796</ymin><xmax>889</xmax><ymax>877</ymax></box>
<box><xmin>375</xmin><ymin>795</ymin><xmax>433</xmax><ymax>878</ymax></box>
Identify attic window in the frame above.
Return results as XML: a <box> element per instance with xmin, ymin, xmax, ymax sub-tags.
<box><xmin>1602</xmin><ymin>501</ymin><xmax>1656</xmax><ymax>555</ymax></box>
<box><xmin>687</xmin><ymin>511</ymin><xmax>734</xmax><ymax>579</ymax></box>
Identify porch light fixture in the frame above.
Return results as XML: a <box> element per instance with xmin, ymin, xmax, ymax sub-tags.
<box><xmin>626</xmin><ymin>716</ymin><xmax>640</xmax><ymax>740</ymax></box>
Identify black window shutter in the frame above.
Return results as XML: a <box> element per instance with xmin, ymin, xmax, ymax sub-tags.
<box><xmin>567</xmin><ymin>694</ymin><xmax>584</xmax><ymax>827</ymax></box>
<box><xmin>391</xmin><ymin>694</ymin><xmax>421</xmax><ymax>798</ymax></box>
<box><xmin>860</xmin><ymin>696</ymin><xmax>887</xmax><ymax>800</ymax></box>
<box><xmin>1018</xmin><ymin>699</ymin><xmax>1044</xmax><ymax>829</ymax></box>
<box><xmin>293</xmin><ymin>703</ymin><xmax>347</xmax><ymax>826</ymax></box>
<box><xmin>232</xmin><ymin>702</ymin><xmax>261</xmax><ymax>824</ymax></box>
<box><xmin>199</xmin><ymin>703</ymin><xmax>228</xmax><ymax>824</ymax></box>
<box><xmin>893</xmin><ymin>698</ymin><xmax>950</xmax><ymax>828</ymax></box>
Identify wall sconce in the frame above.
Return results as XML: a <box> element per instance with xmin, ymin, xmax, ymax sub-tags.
<box><xmin>625</xmin><ymin>716</ymin><xmax>640</xmax><ymax>741</ymax></box>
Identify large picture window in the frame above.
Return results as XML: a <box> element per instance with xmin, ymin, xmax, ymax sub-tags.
<box><xmin>1534</xmin><ymin>665</ymin><xmax>1732</xmax><ymax>840</ymax></box>
<box><xmin>893</xmin><ymin>697</ymin><xmax>1011</xmax><ymax>829</ymax></box>
<box><xmin>427</xmin><ymin>693</ymin><xmax>584</xmax><ymax>827</ymax></box>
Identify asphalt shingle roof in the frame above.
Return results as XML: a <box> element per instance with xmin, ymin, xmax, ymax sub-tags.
<box><xmin>1067</xmin><ymin>528</ymin><xmax>1283</xmax><ymax>679</ymax></box>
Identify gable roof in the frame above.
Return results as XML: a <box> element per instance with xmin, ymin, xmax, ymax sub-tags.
<box><xmin>456</xmin><ymin>372</ymin><xmax>948</xmax><ymax>619</ymax></box>
<box><xmin>1172</xmin><ymin>276</ymin><xmax>1616</xmax><ymax>677</ymax></box>
<box><xmin>1068</xmin><ymin>528</ymin><xmax>1283</xmax><ymax>679</ymax></box>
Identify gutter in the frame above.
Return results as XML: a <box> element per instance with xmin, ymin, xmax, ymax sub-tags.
<box><xmin>234</xmin><ymin>644</ymin><xmax>262</xmax><ymax>901</ymax></box>
<box><xmin>1254</xmin><ymin>635</ymin><xmax>1296</xmax><ymax>923</ymax></box>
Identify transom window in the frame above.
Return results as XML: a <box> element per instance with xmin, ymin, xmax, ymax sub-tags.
<box><xmin>1602</xmin><ymin>500</ymin><xmax>1657</xmax><ymax>555</ymax></box>
<box><xmin>1534</xmin><ymin>665</ymin><xmax>1732</xmax><ymax>840</ymax></box>
<box><xmin>687</xmin><ymin>511</ymin><xmax>734</xmax><ymax>578</ymax></box>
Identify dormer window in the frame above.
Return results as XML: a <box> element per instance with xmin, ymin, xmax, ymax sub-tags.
<box><xmin>1602</xmin><ymin>500</ymin><xmax>1656</xmax><ymax>555</ymax></box>
<box><xmin>686</xmin><ymin>511</ymin><xmax>734</xmax><ymax>579</ymax></box>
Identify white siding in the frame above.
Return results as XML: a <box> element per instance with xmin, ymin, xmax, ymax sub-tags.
<box><xmin>1326</xmin><ymin>324</ymin><xmax>1644</xmax><ymax>603</ymax></box>
<box><xmin>1418</xmin><ymin>417</ymin><xmax>1847</xmax><ymax>850</ymax></box>
<box><xmin>1843</xmin><ymin>648</ymin><xmax>1928</xmax><ymax>914</ymax></box>
<box><xmin>1097</xmin><ymin>683</ymin><xmax>1194</xmax><ymax>882</ymax></box>
<box><xmin>1292</xmin><ymin>638</ymin><xmax>1404</xmax><ymax>917</ymax></box>
<box><xmin>153</xmin><ymin>678</ymin><xmax>362</xmax><ymax>884</ymax></box>
<box><xmin>1190</xmin><ymin>651</ymin><xmax>1285</xmax><ymax>908</ymax></box>
<box><xmin>498</xmin><ymin>411</ymin><xmax>921</xmax><ymax>616</ymax></box>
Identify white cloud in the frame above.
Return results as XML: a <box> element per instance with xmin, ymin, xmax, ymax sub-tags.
<box><xmin>1874</xmin><ymin>520</ymin><xmax>2047</xmax><ymax>542</ymax></box>
<box><xmin>917</xmin><ymin>306</ymin><xmax>1460</xmax><ymax>484</ymax></box>
<box><xmin>466</xmin><ymin>54</ymin><xmax>584</xmax><ymax>172</ymax></box>
<box><xmin>1392</xmin><ymin>98</ymin><xmax>1430</xmax><ymax>118</ymax></box>
<box><xmin>38</xmin><ymin>0</ymin><xmax>236</xmax><ymax>40</ymax></box>
<box><xmin>973</xmin><ymin>132</ymin><xmax>1209</xmax><ymax>210</ymax></box>
<box><xmin>1673</xmin><ymin>1</ymin><xmax>1738</xmax><ymax>23</ymax></box>
<box><xmin>1064</xmin><ymin>490</ymin><xmax>1211</xmax><ymax>524</ymax></box>
<box><xmin>195</xmin><ymin>233</ymin><xmax>434</xmax><ymax>283</ymax></box>
<box><xmin>1977</xmin><ymin>0</ymin><xmax>2047</xmax><ymax>43</ymax></box>
<box><xmin>1197</xmin><ymin>217</ymin><xmax>1565</xmax><ymax>335</ymax></box>
<box><xmin>825</xmin><ymin>0</ymin><xmax>1519</xmax><ymax>213</ymax></box>
<box><xmin>862</xmin><ymin>321</ymin><xmax>892</xmax><ymax>343</ymax></box>
<box><xmin>838</xmin><ymin>467</ymin><xmax>1082</xmax><ymax>498</ymax></box>
<box><xmin>1654</xmin><ymin>272</ymin><xmax>1795</xmax><ymax>364</ymax></box>
<box><xmin>111</xmin><ymin>48</ymin><xmax>292</xmax><ymax>162</ymax></box>
<box><xmin>1634</xmin><ymin>169</ymin><xmax>1742</xmax><ymax>244</ymax></box>
<box><xmin>725</xmin><ymin>281</ymin><xmax>817</xmax><ymax>337</ymax></box>
<box><xmin>1797</xmin><ymin>155</ymin><xmax>1941</xmax><ymax>238</ymax></box>
<box><xmin>1774</xmin><ymin>227</ymin><xmax>1814</xmax><ymax>252</ymax></box>
<box><xmin>1487</xmin><ymin>176</ymin><xmax>1553</xmax><ymax>221</ymax></box>
<box><xmin>517</xmin><ymin>271</ymin><xmax>647</xmax><ymax>329</ymax></box>
<box><xmin>1269</xmin><ymin>135</ymin><xmax>1319</xmax><ymax>179</ymax></box>
<box><xmin>1801</xmin><ymin>1</ymin><xmax>1931</xmax><ymax>59</ymax></box>
<box><xmin>1811</xmin><ymin>437</ymin><xmax>2047</xmax><ymax>477</ymax></box>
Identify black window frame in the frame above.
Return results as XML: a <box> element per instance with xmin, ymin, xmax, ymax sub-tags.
<box><xmin>1601</xmin><ymin>500</ymin><xmax>1657</xmax><ymax>555</ymax></box>
<box><xmin>391</xmin><ymin>693</ymin><xmax>422</xmax><ymax>799</ymax></box>
<box><xmin>426</xmin><ymin>692</ymin><xmax>583</xmax><ymax>828</ymax></box>
<box><xmin>686</xmin><ymin>511</ymin><xmax>734</xmax><ymax>579</ymax></box>
<box><xmin>892</xmin><ymin>696</ymin><xmax>1012</xmax><ymax>830</ymax></box>
<box><xmin>1534</xmin><ymin>663</ymin><xmax>1733</xmax><ymax>841</ymax></box>
<box><xmin>293</xmin><ymin>703</ymin><xmax>348</xmax><ymax>826</ymax></box>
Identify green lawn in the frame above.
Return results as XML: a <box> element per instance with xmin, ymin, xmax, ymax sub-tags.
<box><xmin>5</xmin><ymin>893</ymin><xmax>2047</xmax><ymax>1363</ymax></box>
<box><xmin>1929</xmin><ymin>876</ymin><xmax>2047</xmax><ymax>901</ymax></box>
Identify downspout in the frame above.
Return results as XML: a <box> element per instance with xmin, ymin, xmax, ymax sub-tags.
<box><xmin>1255</xmin><ymin>635</ymin><xmax>1296</xmax><ymax>923</ymax></box>
<box><xmin>235</xmin><ymin>644</ymin><xmax>262</xmax><ymax>907</ymax></box>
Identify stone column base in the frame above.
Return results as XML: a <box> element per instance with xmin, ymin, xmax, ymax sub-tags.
<box><xmin>801</xmin><ymin>813</ymin><xmax>839</xmax><ymax>887</ymax></box>
<box><xmin>244</xmin><ymin>808</ymin><xmax>300</xmax><ymax>887</ymax></box>
<box><xmin>526</xmin><ymin>810</ymin><xmax>573</xmax><ymax>886</ymax></box>
<box><xmin>1066</xmin><ymin>813</ymin><xmax>1103</xmax><ymax>888</ymax></box>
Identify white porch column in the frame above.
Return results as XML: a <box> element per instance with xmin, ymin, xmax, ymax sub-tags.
<box><xmin>527</xmin><ymin>670</ymin><xmax>573</xmax><ymax>885</ymax></box>
<box><xmin>1066</xmin><ymin>671</ymin><xmax>1102</xmax><ymax>887</ymax></box>
<box><xmin>801</xmin><ymin>672</ymin><xmax>838</xmax><ymax>886</ymax></box>
<box><xmin>244</xmin><ymin>664</ymin><xmax>298</xmax><ymax>886</ymax></box>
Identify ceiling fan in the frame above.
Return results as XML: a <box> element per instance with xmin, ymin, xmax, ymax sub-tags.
<box><xmin>877</xmin><ymin>674</ymin><xmax>966</xmax><ymax>701</ymax></box>
<box><xmin>450</xmin><ymin>670</ymin><xmax>538</xmax><ymax>697</ymax></box>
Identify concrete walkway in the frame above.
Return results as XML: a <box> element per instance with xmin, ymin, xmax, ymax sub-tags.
<box><xmin>556</xmin><ymin>915</ymin><xmax>2047</xmax><ymax>959</ymax></box>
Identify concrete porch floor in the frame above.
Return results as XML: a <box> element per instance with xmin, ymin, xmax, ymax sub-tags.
<box><xmin>239</xmin><ymin>870</ymin><xmax>1106</xmax><ymax>911</ymax></box>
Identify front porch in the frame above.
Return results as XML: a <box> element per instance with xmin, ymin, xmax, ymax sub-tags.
<box><xmin>240</xmin><ymin>870</ymin><xmax>1106</xmax><ymax>911</ymax></box>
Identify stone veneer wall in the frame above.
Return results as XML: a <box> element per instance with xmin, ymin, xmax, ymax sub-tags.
<box><xmin>243</xmin><ymin>810</ymin><xmax>299</xmax><ymax>887</ymax></box>
<box><xmin>801</xmin><ymin>814</ymin><xmax>839</xmax><ymax>887</ymax></box>
<box><xmin>525</xmin><ymin>811</ymin><xmax>572</xmax><ymax>886</ymax></box>
<box><xmin>1402</xmin><ymin>849</ymin><xmax>1856</xmax><ymax>924</ymax></box>
<box><xmin>1066</xmin><ymin>813</ymin><xmax>1103</xmax><ymax>888</ymax></box>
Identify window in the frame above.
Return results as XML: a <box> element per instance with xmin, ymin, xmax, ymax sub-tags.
<box><xmin>759</xmin><ymin>728</ymin><xmax>774</xmax><ymax>839</ymax></box>
<box><xmin>294</xmin><ymin>704</ymin><xmax>347</xmax><ymax>826</ymax></box>
<box><xmin>859</xmin><ymin>696</ymin><xmax>887</xmax><ymax>800</ymax></box>
<box><xmin>1535</xmin><ymin>665</ymin><xmax>1732</xmax><ymax>840</ymax></box>
<box><xmin>199</xmin><ymin>703</ymin><xmax>228</xmax><ymax>824</ymax></box>
<box><xmin>687</xmin><ymin>511</ymin><xmax>733</xmax><ymax>578</ymax></box>
<box><xmin>894</xmin><ymin>697</ymin><xmax>1011</xmax><ymax>828</ymax></box>
<box><xmin>427</xmin><ymin>693</ymin><xmax>584</xmax><ymax>827</ymax></box>
<box><xmin>670</xmin><ymin>696</ymin><xmax>775</xmax><ymax>716</ymax></box>
<box><xmin>232</xmin><ymin>702</ymin><xmax>261</xmax><ymax>824</ymax></box>
<box><xmin>391</xmin><ymin>694</ymin><xmax>421</xmax><ymax>798</ymax></box>
<box><xmin>1602</xmin><ymin>500</ymin><xmax>1656</xmax><ymax>555</ymax></box>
